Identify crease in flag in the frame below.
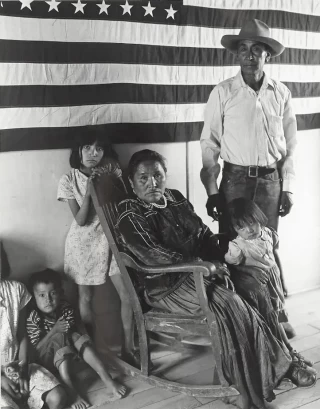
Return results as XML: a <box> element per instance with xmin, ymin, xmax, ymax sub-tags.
<box><xmin>0</xmin><ymin>0</ymin><xmax>319</xmax><ymax>152</ymax></box>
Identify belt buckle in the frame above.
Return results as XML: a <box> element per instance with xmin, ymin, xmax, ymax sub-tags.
<box><xmin>248</xmin><ymin>166</ymin><xmax>258</xmax><ymax>178</ymax></box>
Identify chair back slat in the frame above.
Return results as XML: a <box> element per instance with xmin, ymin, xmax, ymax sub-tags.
<box><xmin>91</xmin><ymin>174</ymin><xmax>145</xmax><ymax>317</ymax></box>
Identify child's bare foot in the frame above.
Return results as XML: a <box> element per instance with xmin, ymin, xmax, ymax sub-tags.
<box><xmin>110</xmin><ymin>381</ymin><xmax>126</xmax><ymax>399</ymax></box>
<box><xmin>71</xmin><ymin>395</ymin><xmax>91</xmax><ymax>409</ymax></box>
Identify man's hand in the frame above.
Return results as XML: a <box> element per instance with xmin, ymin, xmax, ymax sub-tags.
<box><xmin>279</xmin><ymin>191</ymin><xmax>293</xmax><ymax>217</ymax></box>
<box><xmin>206</xmin><ymin>194</ymin><xmax>223</xmax><ymax>221</ymax></box>
<box><xmin>1</xmin><ymin>376</ymin><xmax>21</xmax><ymax>399</ymax></box>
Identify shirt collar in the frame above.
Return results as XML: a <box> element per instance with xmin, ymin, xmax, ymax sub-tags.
<box><xmin>232</xmin><ymin>70</ymin><xmax>274</xmax><ymax>92</ymax></box>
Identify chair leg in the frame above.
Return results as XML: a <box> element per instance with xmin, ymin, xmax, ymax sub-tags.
<box><xmin>213</xmin><ymin>365</ymin><xmax>220</xmax><ymax>385</ymax></box>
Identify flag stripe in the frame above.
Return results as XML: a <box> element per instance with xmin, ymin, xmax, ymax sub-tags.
<box><xmin>0</xmin><ymin>114</ymin><xmax>319</xmax><ymax>152</ymax></box>
<box><xmin>1</xmin><ymin>15</ymin><xmax>320</xmax><ymax>50</ymax></box>
<box><xmin>1</xmin><ymin>40</ymin><xmax>319</xmax><ymax>66</ymax></box>
<box><xmin>0</xmin><ymin>98</ymin><xmax>318</xmax><ymax>132</ymax></box>
<box><xmin>184</xmin><ymin>0</ymin><xmax>320</xmax><ymax>16</ymax></box>
<box><xmin>2</xmin><ymin>1</ymin><xmax>320</xmax><ymax>28</ymax></box>
<box><xmin>1</xmin><ymin>63</ymin><xmax>319</xmax><ymax>87</ymax></box>
<box><xmin>0</xmin><ymin>2</ymin><xmax>319</xmax><ymax>152</ymax></box>
<box><xmin>1</xmin><ymin>82</ymin><xmax>319</xmax><ymax>108</ymax></box>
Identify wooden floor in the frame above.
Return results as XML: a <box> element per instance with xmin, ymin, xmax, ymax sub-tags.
<box><xmin>76</xmin><ymin>288</ymin><xmax>320</xmax><ymax>409</ymax></box>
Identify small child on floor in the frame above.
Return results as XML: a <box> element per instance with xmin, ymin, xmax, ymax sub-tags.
<box><xmin>0</xmin><ymin>243</ymin><xmax>67</xmax><ymax>409</ymax></box>
<box><xmin>26</xmin><ymin>269</ymin><xmax>126</xmax><ymax>409</ymax></box>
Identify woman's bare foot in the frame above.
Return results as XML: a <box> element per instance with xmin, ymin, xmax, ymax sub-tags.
<box><xmin>222</xmin><ymin>393</ymin><xmax>250</xmax><ymax>409</ymax></box>
<box><xmin>109</xmin><ymin>380</ymin><xmax>127</xmax><ymax>399</ymax></box>
<box><xmin>71</xmin><ymin>395</ymin><xmax>90</xmax><ymax>409</ymax></box>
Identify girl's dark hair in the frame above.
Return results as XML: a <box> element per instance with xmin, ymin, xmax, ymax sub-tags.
<box><xmin>69</xmin><ymin>127</ymin><xmax>118</xmax><ymax>169</ymax></box>
<box><xmin>1</xmin><ymin>242</ymin><xmax>11</xmax><ymax>280</ymax></box>
<box><xmin>127</xmin><ymin>149</ymin><xmax>167</xmax><ymax>180</ymax></box>
<box><xmin>228</xmin><ymin>198</ymin><xmax>268</xmax><ymax>231</ymax></box>
<box><xmin>29</xmin><ymin>269</ymin><xmax>63</xmax><ymax>293</ymax></box>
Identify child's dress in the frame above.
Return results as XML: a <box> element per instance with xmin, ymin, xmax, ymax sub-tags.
<box><xmin>225</xmin><ymin>226</ymin><xmax>285</xmax><ymax>314</ymax></box>
<box><xmin>57</xmin><ymin>164</ymin><xmax>121</xmax><ymax>285</ymax></box>
<box><xmin>26</xmin><ymin>300</ymin><xmax>91</xmax><ymax>374</ymax></box>
<box><xmin>0</xmin><ymin>280</ymin><xmax>60</xmax><ymax>409</ymax></box>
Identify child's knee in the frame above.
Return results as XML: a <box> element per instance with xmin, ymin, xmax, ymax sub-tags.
<box><xmin>72</xmin><ymin>333</ymin><xmax>92</xmax><ymax>355</ymax></box>
<box><xmin>44</xmin><ymin>385</ymin><xmax>67</xmax><ymax>409</ymax></box>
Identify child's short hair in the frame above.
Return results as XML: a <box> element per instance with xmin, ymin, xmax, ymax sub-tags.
<box><xmin>29</xmin><ymin>269</ymin><xmax>63</xmax><ymax>293</ymax></box>
<box><xmin>228</xmin><ymin>198</ymin><xmax>268</xmax><ymax>231</ymax></box>
<box><xmin>69</xmin><ymin>126</ymin><xmax>118</xmax><ymax>169</ymax></box>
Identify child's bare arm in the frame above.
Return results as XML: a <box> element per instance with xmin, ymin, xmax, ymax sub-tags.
<box><xmin>17</xmin><ymin>307</ymin><xmax>29</xmax><ymax>396</ymax></box>
<box><xmin>68</xmin><ymin>198</ymin><xmax>91</xmax><ymax>226</ymax></box>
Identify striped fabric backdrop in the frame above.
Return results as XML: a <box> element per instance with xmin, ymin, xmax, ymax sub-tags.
<box><xmin>0</xmin><ymin>0</ymin><xmax>319</xmax><ymax>152</ymax></box>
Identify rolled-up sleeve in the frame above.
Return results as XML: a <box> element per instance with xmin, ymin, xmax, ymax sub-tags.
<box><xmin>281</xmin><ymin>90</ymin><xmax>297</xmax><ymax>193</ymax></box>
<box><xmin>200</xmin><ymin>86</ymin><xmax>223</xmax><ymax>195</ymax></box>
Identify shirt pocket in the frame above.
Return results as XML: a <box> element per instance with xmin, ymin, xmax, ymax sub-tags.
<box><xmin>268</xmin><ymin>115</ymin><xmax>284</xmax><ymax>138</ymax></box>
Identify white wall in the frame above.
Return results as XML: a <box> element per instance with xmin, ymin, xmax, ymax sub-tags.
<box><xmin>188</xmin><ymin>129</ymin><xmax>320</xmax><ymax>294</ymax></box>
<box><xmin>0</xmin><ymin>143</ymin><xmax>187</xmax><ymax>282</ymax></box>
<box><xmin>1</xmin><ymin>133</ymin><xmax>320</xmax><ymax>294</ymax></box>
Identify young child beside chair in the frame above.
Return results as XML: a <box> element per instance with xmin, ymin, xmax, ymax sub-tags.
<box><xmin>26</xmin><ymin>269</ymin><xmax>126</xmax><ymax>409</ymax></box>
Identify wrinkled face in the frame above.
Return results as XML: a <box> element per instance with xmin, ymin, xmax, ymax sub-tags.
<box><xmin>130</xmin><ymin>160</ymin><xmax>166</xmax><ymax>204</ymax></box>
<box><xmin>81</xmin><ymin>141</ymin><xmax>104</xmax><ymax>169</ymax></box>
<box><xmin>33</xmin><ymin>282</ymin><xmax>61</xmax><ymax>315</ymax></box>
<box><xmin>234</xmin><ymin>220</ymin><xmax>261</xmax><ymax>240</ymax></box>
<box><xmin>237</xmin><ymin>40</ymin><xmax>270</xmax><ymax>76</ymax></box>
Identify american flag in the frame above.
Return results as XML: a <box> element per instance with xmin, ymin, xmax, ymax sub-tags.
<box><xmin>0</xmin><ymin>0</ymin><xmax>319</xmax><ymax>152</ymax></box>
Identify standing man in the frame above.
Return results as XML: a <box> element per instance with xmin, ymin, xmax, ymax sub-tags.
<box><xmin>200</xmin><ymin>19</ymin><xmax>297</xmax><ymax>337</ymax></box>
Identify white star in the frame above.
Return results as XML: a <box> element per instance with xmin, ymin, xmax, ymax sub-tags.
<box><xmin>72</xmin><ymin>0</ymin><xmax>86</xmax><ymax>14</ymax></box>
<box><xmin>46</xmin><ymin>0</ymin><xmax>61</xmax><ymax>12</ymax></box>
<box><xmin>165</xmin><ymin>4</ymin><xmax>177</xmax><ymax>20</ymax></box>
<box><xmin>97</xmin><ymin>0</ymin><xmax>110</xmax><ymax>15</ymax></box>
<box><xmin>142</xmin><ymin>1</ymin><xmax>155</xmax><ymax>17</ymax></box>
<box><xmin>19</xmin><ymin>0</ymin><xmax>33</xmax><ymax>10</ymax></box>
<box><xmin>120</xmin><ymin>0</ymin><xmax>133</xmax><ymax>16</ymax></box>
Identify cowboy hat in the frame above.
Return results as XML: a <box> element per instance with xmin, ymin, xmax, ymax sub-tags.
<box><xmin>221</xmin><ymin>19</ymin><xmax>285</xmax><ymax>57</ymax></box>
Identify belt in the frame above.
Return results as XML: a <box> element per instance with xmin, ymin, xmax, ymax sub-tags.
<box><xmin>223</xmin><ymin>161</ymin><xmax>277</xmax><ymax>178</ymax></box>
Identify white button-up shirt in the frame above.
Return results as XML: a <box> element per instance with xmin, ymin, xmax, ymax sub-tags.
<box><xmin>200</xmin><ymin>70</ymin><xmax>297</xmax><ymax>195</ymax></box>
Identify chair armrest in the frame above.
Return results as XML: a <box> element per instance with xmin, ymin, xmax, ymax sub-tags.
<box><xmin>120</xmin><ymin>252</ymin><xmax>216</xmax><ymax>277</ymax></box>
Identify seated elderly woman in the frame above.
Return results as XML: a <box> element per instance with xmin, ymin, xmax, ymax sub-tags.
<box><xmin>116</xmin><ymin>149</ymin><xmax>316</xmax><ymax>409</ymax></box>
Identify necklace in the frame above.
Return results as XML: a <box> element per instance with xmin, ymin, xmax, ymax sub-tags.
<box><xmin>150</xmin><ymin>195</ymin><xmax>167</xmax><ymax>209</ymax></box>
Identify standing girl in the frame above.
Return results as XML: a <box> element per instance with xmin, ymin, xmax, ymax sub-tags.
<box><xmin>225</xmin><ymin>198</ymin><xmax>316</xmax><ymax>377</ymax></box>
<box><xmin>57</xmin><ymin>131</ymin><xmax>132</xmax><ymax>347</ymax></box>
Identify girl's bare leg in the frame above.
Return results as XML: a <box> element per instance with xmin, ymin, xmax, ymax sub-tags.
<box><xmin>78</xmin><ymin>285</ymin><xmax>94</xmax><ymax>332</ymax></box>
<box><xmin>110</xmin><ymin>275</ymin><xmax>134</xmax><ymax>355</ymax></box>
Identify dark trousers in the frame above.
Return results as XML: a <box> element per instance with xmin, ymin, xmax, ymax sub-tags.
<box><xmin>219</xmin><ymin>165</ymin><xmax>288</xmax><ymax>323</ymax></box>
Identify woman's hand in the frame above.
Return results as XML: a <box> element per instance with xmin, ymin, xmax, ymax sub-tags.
<box><xmin>212</xmin><ymin>261</ymin><xmax>230</xmax><ymax>280</ymax></box>
<box><xmin>1</xmin><ymin>376</ymin><xmax>21</xmax><ymax>399</ymax></box>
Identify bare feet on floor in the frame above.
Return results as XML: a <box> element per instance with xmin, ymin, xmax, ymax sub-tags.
<box><xmin>221</xmin><ymin>394</ymin><xmax>250</xmax><ymax>409</ymax></box>
<box><xmin>108</xmin><ymin>380</ymin><xmax>127</xmax><ymax>399</ymax></box>
<box><xmin>70</xmin><ymin>395</ymin><xmax>90</xmax><ymax>409</ymax></box>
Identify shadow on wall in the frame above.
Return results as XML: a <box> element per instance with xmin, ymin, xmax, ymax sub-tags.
<box><xmin>1</xmin><ymin>238</ymin><xmax>122</xmax><ymax>347</ymax></box>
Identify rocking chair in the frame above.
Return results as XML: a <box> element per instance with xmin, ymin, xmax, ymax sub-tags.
<box><xmin>90</xmin><ymin>173</ymin><xmax>239</xmax><ymax>399</ymax></box>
